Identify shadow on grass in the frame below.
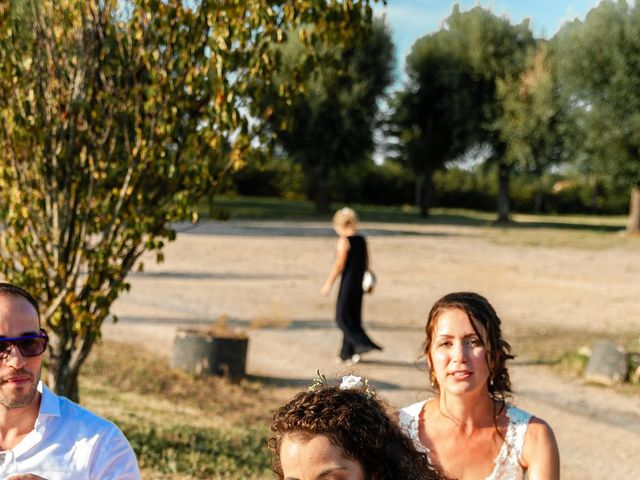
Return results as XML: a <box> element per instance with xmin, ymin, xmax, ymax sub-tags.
<box><xmin>175</xmin><ymin>221</ymin><xmax>456</xmax><ymax>238</ymax></box>
<box><xmin>130</xmin><ymin>270</ymin><xmax>300</xmax><ymax>280</ymax></box>
<box><xmin>202</xmin><ymin>196</ymin><xmax>625</xmax><ymax>234</ymax></box>
<box><xmin>491</xmin><ymin>219</ymin><xmax>623</xmax><ymax>232</ymax></box>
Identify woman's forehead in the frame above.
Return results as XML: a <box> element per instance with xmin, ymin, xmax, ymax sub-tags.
<box><xmin>432</xmin><ymin>307</ymin><xmax>487</xmax><ymax>335</ymax></box>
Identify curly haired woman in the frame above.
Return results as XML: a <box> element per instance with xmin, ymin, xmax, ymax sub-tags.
<box><xmin>269</xmin><ymin>377</ymin><xmax>445</xmax><ymax>480</ymax></box>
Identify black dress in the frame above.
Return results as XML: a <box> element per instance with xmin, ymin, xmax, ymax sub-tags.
<box><xmin>336</xmin><ymin>235</ymin><xmax>382</xmax><ymax>360</ymax></box>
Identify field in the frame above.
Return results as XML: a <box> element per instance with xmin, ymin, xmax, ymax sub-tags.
<box><xmin>89</xmin><ymin>198</ymin><xmax>640</xmax><ymax>479</ymax></box>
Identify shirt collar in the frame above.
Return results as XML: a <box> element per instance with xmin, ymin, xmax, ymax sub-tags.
<box><xmin>37</xmin><ymin>380</ymin><xmax>60</xmax><ymax>419</ymax></box>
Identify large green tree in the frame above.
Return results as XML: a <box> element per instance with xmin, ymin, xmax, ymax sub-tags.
<box><xmin>554</xmin><ymin>0</ymin><xmax>640</xmax><ymax>232</ymax></box>
<box><xmin>446</xmin><ymin>6</ymin><xmax>535</xmax><ymax>222</ymax></box>
<box><xmin>390</xmin><ymin>6</ymin><xmax>534</xmax><ymax>220</ymax></box>
<box><xmin>266</xmin><ymin>19</ymin><xmax>394</xmax><ymax>213</ymax></box>
<box><xmin>0</xmin><ymin>0</ymin><xmax>381</xmax><ymax>401</ymax></box>
<box><xmin>389</xmin><ymin>28</ymin><xmax>477</xmax><ymax>217</ymax></box>
<box><xmin>493</xmin><ymin>42</ymin><xmax>568</xmax><ymax>213</ymax></box>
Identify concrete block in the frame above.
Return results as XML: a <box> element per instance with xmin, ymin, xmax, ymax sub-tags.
<box><xmin>583</xmin><ymin>340</ymin><xmax>627</xmax><ymax>385</ymax></box>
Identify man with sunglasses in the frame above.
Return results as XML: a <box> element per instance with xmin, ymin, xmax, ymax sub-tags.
<box><xmin>0</xmin><ymin>283</ymin><xmax>140</xmax><ymax>479</ymax></box>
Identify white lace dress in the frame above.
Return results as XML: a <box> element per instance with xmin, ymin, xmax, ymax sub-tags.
<box><xmin>398</xmin><ymin>400</ymin><xmax>532</xmax><ymax>480</ymax></box>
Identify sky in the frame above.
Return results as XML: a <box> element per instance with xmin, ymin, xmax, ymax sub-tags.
<box><xmin>373</xmin><ymin>0</ymin><xmax>603</xmax><ymax>84</ymax></box>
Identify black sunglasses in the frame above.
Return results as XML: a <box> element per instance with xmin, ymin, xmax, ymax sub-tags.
<box><xmin>0</xmin><ymin>329</ymin><xmax>49</xmax><ymax>358</ymax></box>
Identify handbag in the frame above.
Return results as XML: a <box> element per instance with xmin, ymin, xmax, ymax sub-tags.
<box><xmin>362</xmin><ymin>270</ymin><xmax>376</xmax><ymax>293</ymax></box>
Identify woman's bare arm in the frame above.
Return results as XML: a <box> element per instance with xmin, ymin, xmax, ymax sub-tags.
<box><xmin>522</xmin><ymin>417</ymin><xmax>560</xmax><ymax>480</ymax></box>
<box><xmin>321</xmin><ymin>236</ymin><xmax>350</xmax><ymax>296</ymax></box>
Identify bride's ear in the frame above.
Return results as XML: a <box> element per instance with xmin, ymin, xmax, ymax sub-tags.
<box><xmin>424</xmin><ymin>352</ymin><xmax>432</xmax><ymax>370</ymax></box>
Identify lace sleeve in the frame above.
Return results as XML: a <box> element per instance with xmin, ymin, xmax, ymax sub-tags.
<box><xmin>489</xmin><ymin>405</ymin><xmax>532</xmax><ymax>480</ymax></box>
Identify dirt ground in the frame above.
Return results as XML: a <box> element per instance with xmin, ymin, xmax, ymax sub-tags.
<box><xmin>103</xmin><ymin>220</ymin><xmax>640</xmax><ymax>480</ymax></box>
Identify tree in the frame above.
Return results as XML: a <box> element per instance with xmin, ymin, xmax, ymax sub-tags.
<box><xmin>554</xmin><ymin>0</ymin><xmax>640</xmax><ymax>232</ymax></box>
<box><xmin>388</xmin><ymin>29</ymin><xmax>477</xmax><ymax>217</ymax></box>
<box><xmin>493</xmin><ymin>42</ymin><xmax>568</xmax><ymax>213</ymax></box>
<box><xmin>0</xmin><ymin>0</ymin><xmax>382</xmax><ymax>401</ymax></box>
<box><xmin>443</xmin><ymin>6</ymin><xmax>535</xmax><ymax>222</ymax></box>
<box><xmin>389</xmin><ymin>5</ymin><xmax>534</xmax><ymax>220</ymax></box>
<box><xmin>265</xmin><ymin>19</ymin><xmax>394</xmax><ymax>213</ymax></box>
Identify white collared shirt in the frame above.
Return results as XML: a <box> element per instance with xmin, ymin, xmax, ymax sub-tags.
<box><xmin>0</xmin><ymin>381</ymin><xmax>141</xmax><ymax>479</ymax></box>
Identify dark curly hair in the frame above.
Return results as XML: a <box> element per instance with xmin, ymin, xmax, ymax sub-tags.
<box><xmin>269</xmin><ymin>384</ymin><xmax>444</xmax><ymax>480</ymax></box>
<box><xmin>424</xmin><ymin>292</ymin><xmax>514</xmax><ymax>402</ymax></box>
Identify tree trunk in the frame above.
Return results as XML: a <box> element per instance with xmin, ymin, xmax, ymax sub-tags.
<box><xmin>627</xmin><ymin>184</ymin><xmax>640</xmax><ymax>233</ymax></box>
<box><xmin>416</xmin><ymin>171</ymin><xmax>434</xmax><ymax>218</ymax></box>
<box><xmin>46</xmin><ymin>357</ymin><xmax>81</xmax><ymax>403</ymax></box>
<box><xmin>311</xmin><ymin>160</ymin><xmax>332</xmax><ymax>214</ymax></box>
<box><xmin>414</xmin><ymin>174</ymin><xmax>424</xmax><ymax>211</ymax></box>
<box><xmin>496</xmin><ymin>163</ymin><xmax>511</xmax><ymax>222</ymax></box>
<box><xmin>46</xmin><ymin>330</ymin><xmax>96</xmax><ymax>403</ymax></box>
<box><xmin>533</xmin><ymin>189</ymin><xmax>543</xmax><ymax>214</ymax></box>
<box><xmin>315</xmin><ymin>178</ymin><xmax>331</xmax><ymax>214</ymax></box>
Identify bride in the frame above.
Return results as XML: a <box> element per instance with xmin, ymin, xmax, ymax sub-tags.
<box><xmin>398</xmin><ymin>292</ymin><xmax>560</xmax><ymax>480</ymax></box>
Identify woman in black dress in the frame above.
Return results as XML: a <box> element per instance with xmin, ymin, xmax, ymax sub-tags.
<box><xmin>321</xmin><ymin>207</ymin><xmax>382</xmax><ymax>365</ymax></box>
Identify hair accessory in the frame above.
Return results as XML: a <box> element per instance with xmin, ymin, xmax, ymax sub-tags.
<box><xmin>340</xmin><ymin>375</ymin><xmax>374</xmax><ymax>398</ymax></box>
<box><xmin>339</xmin><ymin>375</ymin><xmax>364</xmax><ymax>390</ymax></box>
<box><xmin>308</xmin><ymin>371</ymin><xmax>374</xmax><ymax>397</ymax></box>
<box><xmin>308</xmin><ymin>369</ymin><xmax>328</xmax><ymax>391</ymax></box>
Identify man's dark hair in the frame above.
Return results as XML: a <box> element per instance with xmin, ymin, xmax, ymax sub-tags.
<box><xmin>0</xmin><ymin>282</ymin><xmax>40</xmax><ymax>319</ymax></box>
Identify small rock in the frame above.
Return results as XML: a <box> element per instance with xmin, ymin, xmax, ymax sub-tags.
<box><xmin>583</xmin><ymin>340</ymin><xmax>627</xmax><ymax>386</ymax></box>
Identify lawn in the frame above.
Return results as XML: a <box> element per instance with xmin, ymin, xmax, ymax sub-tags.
<box><xmin>203</xmin><ymin>195</ymin><xmax>634</xmax><ymax>250</ymax></box>
<box><xmin>74</xmin><ymin>340</ymin><xmax>289</xmax><ymax>479</ymax></box>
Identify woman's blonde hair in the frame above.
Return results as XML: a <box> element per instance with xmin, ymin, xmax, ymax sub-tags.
<box><xmin>332</xmin><ymin>207</ymin><xmax>358</xmax><ymax>228</ymax></box>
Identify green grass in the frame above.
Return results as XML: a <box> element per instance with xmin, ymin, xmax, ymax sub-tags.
<box><xmin>200</xmin><ymin>195</ymin><xmax>636</xmax><ymax>250</ymax></box>
<box><xmin>203</xmin><ymin>195</ymin><xmax>627</xmax><ymax>227</ymax></box>
<box><xmin>78</xmin><ymin>340</ymin><xmax>290</xmax><ymax>480</ymax></box>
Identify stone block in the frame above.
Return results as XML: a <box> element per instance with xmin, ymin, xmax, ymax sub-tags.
<box><xmin>583</xmin><ymin>340</ymin><xmax>627</xmax><ymax>385</ymax></box>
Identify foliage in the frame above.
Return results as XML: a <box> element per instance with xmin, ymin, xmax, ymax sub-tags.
<box><xmin>265</xmin><ymin>18</ymin><xmax>395</xmax><ymax>213</ymax></box>
<box><xmin>0</xmin><ymin>0</ymin><xmax>384</xmax><ymax>400</ymax></box>
<box><xmin>388</xmin><ymin>25</ymin><xmax>477</xmax><ymax>216</ymax></box>
<box><xmin>493</xmin><ymin>42</ymin><xmax>569</xmax><ymax>212</ymax></box>
<box><xmin>554</xmin><ymin>0</ymin><xmax>640</xmax><ymax>231</ymax></box>
<box><xmin>225</xmin><ymin>155</ymin><xmax>306</xmax><ymax>200</ymax></box>
<box><xmin>389</xmin><ymin>5</ymin><xmax>535</xmax><ymax>219</ymax></box>
<box><xmin>333</xmin><ymin>160</ymin><xmax>414</xmax><ymax>206</ymax></box>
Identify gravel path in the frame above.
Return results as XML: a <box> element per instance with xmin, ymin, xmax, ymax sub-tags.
<box><xmin>103</xmin><ymin>220</ymin><xmax>640</xmax><ymax>480</ymax></box>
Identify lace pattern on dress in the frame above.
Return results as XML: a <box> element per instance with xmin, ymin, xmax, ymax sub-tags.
<box><xmin>397</xmin><ymin>401</ymin><xmax>532</xmax><ymax>480</ymax></box>
<box><xmin>488</xmin><ymin>405</ymin><xmax>531</xmax><ymax>480</ymax></box>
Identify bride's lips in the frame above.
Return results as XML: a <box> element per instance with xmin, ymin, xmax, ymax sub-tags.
<box><xmin>449</xmin><ymin>370</ymin><xmax>472</xmax><ymax>379</ymax></box>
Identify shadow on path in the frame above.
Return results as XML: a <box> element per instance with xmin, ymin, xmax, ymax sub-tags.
<box><xmin>130</xmin><ymin>271</ymin><xmax>300</xmax><ymax>281</ymax></box>
<box><xmin>173</xmin><ymin>221</ymin><xmax>459</xmax><ymax>238</ymax></box>
<box><xmin>115</xmin><ymin>315</ymin><xmax>423</xmax><ymax>333</ymax></box>
<box><xmin>359</xmin><ymin>358</ymin><xmax>426</xmax><ymax>370</ymax></box>
<box><xmin>248</xmin><ymin>374</ymin><xmax>424</xmax><ymax>393</ymax></box>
